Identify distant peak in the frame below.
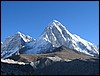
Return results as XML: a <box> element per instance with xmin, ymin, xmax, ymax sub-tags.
<box><xmin>17</xmin><ymin>32</ymin><xmax>21</xmax><ymax>34</ymax></box>
<box><xmin>15</xmin><ymin>32</ymin><xmax>24</xmax><ymax>37</ymax></box>
<box><xmin>15</xmin><ymin>32</ymin><xmax>33</xmax><ymax>42</ymax></box>
<box><xmin>52</xmin><ymin>19</ymin><xmax>59</xmax><ymax>22</ymax></box>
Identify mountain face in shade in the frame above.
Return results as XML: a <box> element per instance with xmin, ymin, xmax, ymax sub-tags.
<box><xmin>1</xmin><ymin>20</ymin><xmax>99</xmax><ymax>58</ymax></box>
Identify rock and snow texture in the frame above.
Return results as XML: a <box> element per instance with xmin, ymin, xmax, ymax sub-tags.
<box><xmin>1</xmin><ymin>32</ymin><xmax>35</xmax><ymax>58</ymax></box>
<box><xmin>1</xmin><ymin>20</ymin><xmax>99</xmax><ymax>58</ymax></box>
<box><xmin>26</xmin><ymin>20</ymin><xmax>98</xmax><ymax>56</ymax></box>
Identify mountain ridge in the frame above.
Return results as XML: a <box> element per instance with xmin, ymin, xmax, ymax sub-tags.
<box><xmin>1</xmin><ymin>20</ymin><xmax>99</xmax><ymax>58</ymax></box>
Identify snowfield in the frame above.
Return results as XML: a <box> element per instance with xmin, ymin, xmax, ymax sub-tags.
<box><xmin>1</xmin><ymin>59</ymin><xmax>26</xmax><ymax>65</ymax></box>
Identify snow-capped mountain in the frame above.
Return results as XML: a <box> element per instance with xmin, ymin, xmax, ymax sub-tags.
<box><xmin>1</xmin><ymin>20</ymin><xmax>99</xmax><ymax>58</ymax></box>
<box><xmin>1</xmin><ymin>32</ymin><xmax>35</xmax><ymax>58</ymax></box>
<box><xmin>25</xmin><ymin>20</ymin><xmax>99</xmax><ymax>56</ymax></box>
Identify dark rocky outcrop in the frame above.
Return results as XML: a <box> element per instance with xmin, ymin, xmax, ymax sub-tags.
<box><xmin>1</xmin><ymin>46</ymin><xmax>99</xmax><ymax>75</ymax></box>
<box><xmin>1</xmin><ymin>57</ymin><xmax>99</xmax><ymax>75</ymax></box>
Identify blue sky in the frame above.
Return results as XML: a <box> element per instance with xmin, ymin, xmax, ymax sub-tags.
<box><xmin>1</xmin><ymin>1</ymin><xmax>99</xmax><ymax>45</ymax></box>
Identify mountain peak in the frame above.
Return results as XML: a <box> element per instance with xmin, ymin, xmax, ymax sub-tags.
<box><xmin>17</xmin><ymin>31</ymin><xmax>21</xmax><ymax>34</ymax></box>
<box><xmin>52</xmin><ymin>19</ymin><xmax>59</xmax><ymax>22</ymax></box>
<box><xmin>14</xmin><ymin>32</ymin><xmax>33</xmax><ymax>42</ymax></box>
<box><xmin>16</xmin><ymin>31</ymin><xmax>22</xmax><ymax>35</ymax></box>
<box><xmin>36</xmin><ymin>20</ymin><xmax>98</xmax><ymax>56</ymax></box>
<box><xmin>47</xmin><ymin>19</ymin><xmax>64</xmax><ymax>29</ymax></box>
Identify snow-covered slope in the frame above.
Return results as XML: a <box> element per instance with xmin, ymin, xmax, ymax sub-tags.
<box><xmin>1</xmin><ymin>42</ymin><xmax>3</xmax><ymax>45</ymax></box>
<box><xmin>25</xmin><ymin>20</ymin><xmax>98</xmax><ymax>56</ymax></box>
<box><xmin>1</xmin><ymin>20</ymin><xmax>99</xmax><ymax>58</ymax></box>
<box><xmin>1</xmin><ymin>32</ymin><xmax>35</xmax><ymax>58</ymax></box>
